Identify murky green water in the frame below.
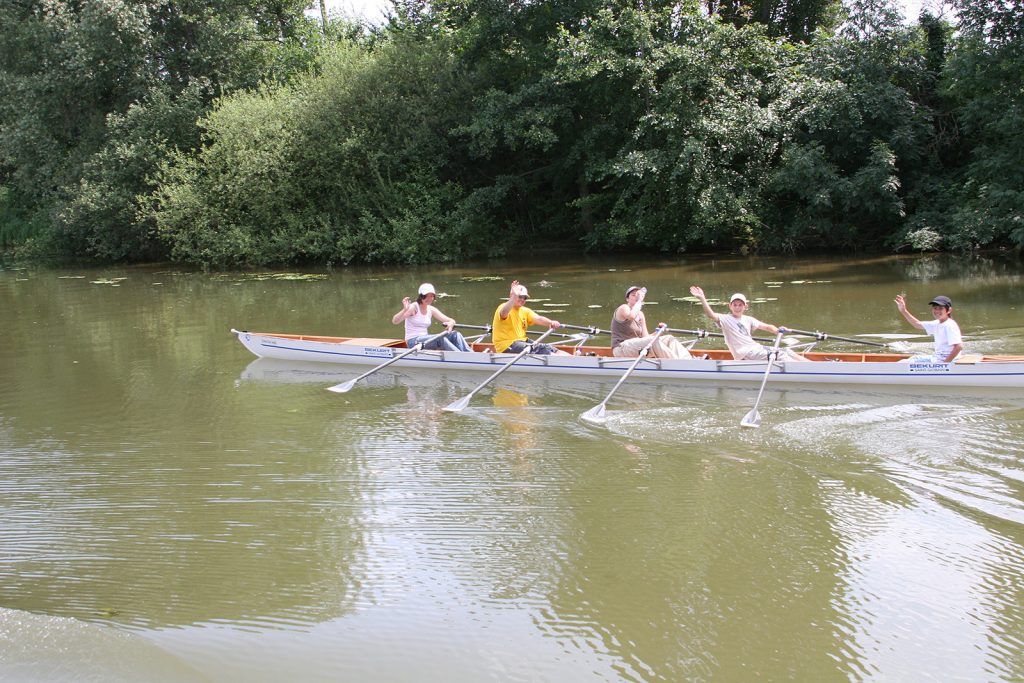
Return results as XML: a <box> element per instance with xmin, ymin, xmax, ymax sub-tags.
<box><xmin>2</xmin><ymin>253</ymin><xmax>1023</xmax><ymax>682</ymax></box>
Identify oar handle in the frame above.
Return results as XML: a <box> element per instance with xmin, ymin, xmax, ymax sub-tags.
<box><xmin>782</xmin><ymin>327</ymin><xmax>888</xmax><ymax>348</ymax></box>
<box><xmin>455</xmin><ymin>324</ymin><xmax>491</xmax><ymax>331</ymax></box>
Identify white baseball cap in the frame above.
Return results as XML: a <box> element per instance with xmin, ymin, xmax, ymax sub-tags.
<box><xmin>418</xmin><ymin>283</ymin><xmax>436</xmax><ymax>296</ymax></box>
<box><xmin>730</xmin><ymin>293</ymin><xmax>748</xmax><ymax>303</ymax></box>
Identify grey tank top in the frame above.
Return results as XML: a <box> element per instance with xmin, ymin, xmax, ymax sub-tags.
<box><xmin>611</xmin><ymin>310</ymin><xmax>645</xmax><ymax>349</ymax></box>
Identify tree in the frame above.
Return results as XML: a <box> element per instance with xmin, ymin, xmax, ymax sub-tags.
<box><xmin>0</xmin><ymin>0</ymin><xmax>326</xmax><ymax>260</ymax></box>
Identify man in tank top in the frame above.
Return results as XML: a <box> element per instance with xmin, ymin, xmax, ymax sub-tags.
<box><xmin>611</xmin><ymin>286</ymin><xmax>692</xmax><ymax>359</ymax></box>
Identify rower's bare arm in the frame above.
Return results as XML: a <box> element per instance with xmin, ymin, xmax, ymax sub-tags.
<box><xmin>534</xmin><ymin>315</ymin><xmax>560</xmax><ymax>329</ymax></box>
<box><xmin>689</xmin><ymin>285</ymin><xmax>719</xmax><ymax>321</ymax></box>
<box><xmin>498</xmin><ymin>281</ymin><xmax>519</xmax><ymax>319</ymax></box>
<box><xmin>894</xmin><ymin>294</ymin><xmax>924</xmax><ymax>330</ymax></box>
<box><xmin>391</xmin><ymin>297</ymin><xmax>413</xmax><ymax>324</ymax></box>
<box><xmin>433</xmin><ymin>307</ymin><xmax>456</xmax><ymax>330</ymax></box>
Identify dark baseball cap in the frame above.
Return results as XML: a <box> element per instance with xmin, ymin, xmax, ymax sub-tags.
<box><xmin>929</xmin><ymin>295</ymin><xmax>952</xmax><ymax>308</ymax></box>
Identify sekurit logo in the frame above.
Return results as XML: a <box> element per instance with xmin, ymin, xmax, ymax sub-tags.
<box><xmin>364</xmin><ymin>347</ymin><xmax>393</xmax><ymax>359</ymax></box>
<box><xmin>909</xmin><ymin>362</ymin><xmax>950</xmax><ymax>373</ymax></box>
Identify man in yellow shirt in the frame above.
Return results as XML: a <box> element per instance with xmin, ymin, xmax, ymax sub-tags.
<box><xmin>492</xmin><ymin>280</ymin><xmax>569</xmax><ymax>355</ymax></box>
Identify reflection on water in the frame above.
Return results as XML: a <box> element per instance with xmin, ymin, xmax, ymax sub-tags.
<box><xmin>0</xmin><ymin>607</ymin><xmax>210</xmax><ymax>683</ymax></box>
<box><xmin>2</xmin><ymin>255</ymin><xmax>1024</xmax><ymax>682</ymax></box>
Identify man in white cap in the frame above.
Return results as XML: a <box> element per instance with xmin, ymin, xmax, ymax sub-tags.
<box><xmin>492</xmin><ymin>280</ymin><xmax>568</xmax><ymax>355</ymax></box>
<box><xmin>689</xmin><ymin>285</ymin><xmax>809</xmax><ymax>361</ymax></box>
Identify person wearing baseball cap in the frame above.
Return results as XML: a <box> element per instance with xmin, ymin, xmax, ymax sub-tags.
<box><xmin>894</xmin><ymin>293</ymin><xmax>963</xmax><ymax>363</ymax></box>
<box><xmin>392</xmin><ymin>282</ymin><xmax>473</xmax><ymax>352</ymax></box>
<box><xmin>491</xmin><ymin>279</ymin><xmax>569</xmax><ymax>355</ymax></box>
<box><xmin>688</xmin><ymin>285</ymin><xmax>810</xmax><ymax>361</ymax></box>
<box><xmin>611</xmin><ymin>285</ymin><xmax>692</xmax><ymax>359</ymax></box>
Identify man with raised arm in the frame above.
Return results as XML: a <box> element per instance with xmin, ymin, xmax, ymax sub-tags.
<box><xmin>492</xmin><ymin>280</ymin><xmax>569</xmax><ymax>355</ymax></box>
<box><xmin>611</xmin><ymin>285</ymin><xmax>691</xmax><ymax>359</ymax></box>
<box><xmin>689</xmin><ymin>286</ymin><xmax>810</xmax><ymax>361</ymax></box>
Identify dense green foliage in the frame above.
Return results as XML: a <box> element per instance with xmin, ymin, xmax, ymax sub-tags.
<box><xmin>153</xmin><ymin>40</ymin><xmax>473</xmax><ymax>264</ymax></box>
<box><xmin>1</xmin><ymin>0</ymin><xmax>1021</xmax><ymax>265</ymax></box>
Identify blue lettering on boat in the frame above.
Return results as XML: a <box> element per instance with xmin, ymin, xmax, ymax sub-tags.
<box><xmin>365</xmin><ymin>347</ymin><xmax>394</xmax><ymax>359</ymax></box>
<box><xmin>909</xmin><ymin>362</ymin><xmax>950</xmax><ymax>373</ymax></box>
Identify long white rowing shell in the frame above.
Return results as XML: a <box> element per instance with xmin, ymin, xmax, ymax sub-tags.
<box><xmin>230</xmin><ymin>329</ymin><xmax>1024</xmax><ymax>391</ymax></box>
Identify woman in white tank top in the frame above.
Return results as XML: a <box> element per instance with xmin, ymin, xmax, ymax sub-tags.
<box><xmin>391</xmin><ymin>283</ymin><xmax>473</xmax><ymax>352</ymax></box>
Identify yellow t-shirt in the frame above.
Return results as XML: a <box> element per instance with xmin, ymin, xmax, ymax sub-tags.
<box><xmin>492</xmin><ymin>303</ymin><xmax>535</xmax><ymax>353</ymax></box>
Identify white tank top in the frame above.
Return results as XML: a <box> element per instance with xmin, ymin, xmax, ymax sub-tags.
<box><xmin>405</xmin><ymin>306</ymin><xmax>433</xmax><ymax>339</ymax></box>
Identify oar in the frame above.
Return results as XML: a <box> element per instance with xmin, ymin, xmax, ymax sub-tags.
<box><xmin>455</xmin><ymin>324</ymin><xmax>492</xmax><ymax>345</ymax></box>
<box><xmin>443</xmin><ymin>327</ymin><xmax>557</xmax><ymax>413</ymax></box>
<box><xmin>664</xmin><ymin>327</ymin><xmax>776</xmax><ymax>344</ymax></box>
<box><xmin>781</xmin><ymin>327</ymin><xmax>889</xmax><ymax>349</ymax></box>
<box><xmin>560</xmin><ymin>323</ymin><xmax>612</xmax><ymax>335</ymax></box>
<box><xmin>529</xmin><ymin>331</ymin><xmax>589</xmax><ymax>341</ymax></box>
<box><xmin>326</xmin><ymin>330</ymin><xmax>449</xmax><ymax>393</ymax></box>
<box><xmin>580</xmin><ymin>325</ymin><xmax>666</xmax><ymax>424</ymax></box>
<box><xmin>740</xmin><ymin>332</ymin><xmax>784</xmax><ymax>429</ymax></box>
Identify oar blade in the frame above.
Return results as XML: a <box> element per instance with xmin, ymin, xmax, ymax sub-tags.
<box><xmin>443</xmin><ymin>395</ymin><xmax>473</xmax><ymax>413</ymax></box>
<box><xmin>580</xmin><ymin>403</ymin><xmax>607</xmax><ymax>424</ymax></box>
<box><xmin>740</xmin><ymin>408</ymin><xmax>761</xmax><ymax>428</ymax></box>
<box><xmin>326</xmin><ymin>379</ymin><xmax>357</xmax><ymax>393</ymax></box>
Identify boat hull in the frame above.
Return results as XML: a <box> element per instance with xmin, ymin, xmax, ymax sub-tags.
<box><xmin>232</xmin><ymin>330</ymin><xmax>1024</xmax><ymax>390</ymax></box>
<box><xmin>230</xmin><ymin>329</ymin><xmax>1024</xmax><ymax>393</ymax></box>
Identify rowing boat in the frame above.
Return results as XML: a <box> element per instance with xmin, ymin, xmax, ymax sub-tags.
<box><xmin>231</xmin><ymin>329</ymin><xmax>1024</xmax><ymax>390</ymax></box>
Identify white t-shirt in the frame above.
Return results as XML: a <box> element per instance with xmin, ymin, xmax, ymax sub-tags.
<box><xmin>921</xmin><ymin>318</ymin><xmax>962</xmax><ymax>362</ymax></box>
<box><xmin>718</xmin><ymin>314</ymin><xmax>765</xmax><ymax>360</ymax></box>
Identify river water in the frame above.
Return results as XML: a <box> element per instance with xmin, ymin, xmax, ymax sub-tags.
<box><xmin>1</xmin><ymin>253</ymin><xmax>1023</xmax><ymax>682</ymax></box>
